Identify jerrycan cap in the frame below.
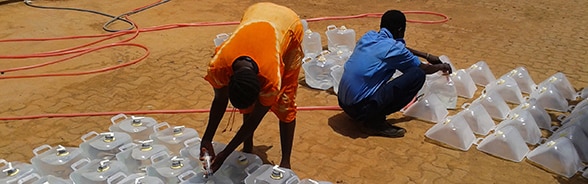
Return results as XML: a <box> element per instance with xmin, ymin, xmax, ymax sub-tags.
<box><xmin>97</xmin><ymin>160</ymin><xmax>110</xmax><ymax>172</ymax></box>
<box><xmin>56</xmin><ymin>145</ymin><xmax>70</xmax><ymax>156</ymax></box>
<box><xmin>138</xmin><ymin>140</ymin><xmax>154</xmax><ymax>151</ymax></box>
<box><xmin>131</xmin><ymin>116</ymin><xmax>143</xmax><ymax>127</ymax></box>
<box><xmin>173</xmin><ymin>126</ymin><xmax>185</xmax><ymax>136</ymax></box>
<box><xmin>101</xmin><ymin>132</ymin><xmax>116</xmax><ymax>143</ymax></box>
<box><xmin>170</xmin><ymin>156</ymin><xmax>184</xmax><ymax>169</ymax></box>
<box><xmin>237</xmin><ymin>154</ymin><xmax>249</xmax><ymax>165</ymax></box>
<box><xmin>270</xmin><ymin>165</ymin><xmax>285</xmax><ymax>180</ymax></box>
<box><xmin>1</xmin><ymin>162</ymin><xmax>19</xmax><ymax>176</ymax></box>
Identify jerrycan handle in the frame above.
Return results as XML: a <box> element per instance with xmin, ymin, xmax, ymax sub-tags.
<box><xmin>81</xmin><ymin>131</ymin><xmax>99</xmax><ymax>142</ymax></box>
<box><xmin>110</xmin><ymin>113</ymin><xmax>128</xmax><ymax>125</ymax></box>
<box><xmin>106</xmin><ymin>171</ymin><xmax>127</xmax><ymax>184</ymax></box>
<box><xmin>245</xmin><ymin>163</ymin><xmax>261</xmax><ymax>175</ymax></box>
<box><xmin>556</xmin><ymin>114</ymin><xmax>567</xmax><ymax>122</ymax></box>
<box><xmin>461</xmin><ymin>103</ymin><xmax>472</xmax><ymax>110</ymax></box>
<box><xmin>32</xmin><ymin>144</ymin><xmax>53</xmax><ymax>156</ymax></box>
<box><xmin>183</xmin><ymin>137</ymin><xmax>201</xmax><ymax>148</ymax></box>
<box><xmin>149</xmin><ymin>151</ymin><xmax>170</xmax><ymax>164</ymax></box>
<box><xmin>567</xmin><ymin>105</ymin><xmax>576</xmax><ymax>112</ymax></box>
<box><xmin>17</xmin><ymin>173</ymin><xmax>41</xmax><ymax>184</ymax></box>
<box><xmin>70</xmin><ymin>158</ymin><xmax>90</xmax><ymax>171</ymax></box>
<box><xmin>285</xmin><ymin>176</ymin><xmax>300</xmax><ymax>184</ymax></box>
<box><xmin>118</xmin><ymin>142</ymin><xmax>138</xmax><ymax>152</ymax></box>
<box><xmin>326</xmin><ymin>25</ymin><xmax>337</xmax><ymax>31</ymax></box>
<box><xmin>216</xmin><ymin>33</ymin><xmax>229</xmax><ymax>39</ymax></box>
<box><xmin>177</xmin><ymin>170</ymin><xmax>197</xmax><ymax>182</ymax></box>
<box><xmin>153</xmin><ymin>122</ymin><xmax>171</xmax><ymax>133</ymax></box>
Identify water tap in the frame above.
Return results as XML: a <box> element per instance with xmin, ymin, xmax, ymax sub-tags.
<box><xmin>101</xmin><ymin>132</ymin><xmax>116</xmax><ymax>143</ymax></box>
<box><xmin>173</xmin><ymin>126</ymin><xmax>185</xmax><ymax>136</ymax></box>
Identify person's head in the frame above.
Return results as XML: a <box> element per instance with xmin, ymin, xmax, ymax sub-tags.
<box><xmin>380</xmin><ymin>10</ymin><xmax>406</xmax><ymax>39</ymax></box>
<box><xmin>228</xmin><ymin>56</ymin><xmax>260</xmax><ymax>109</ymax></box>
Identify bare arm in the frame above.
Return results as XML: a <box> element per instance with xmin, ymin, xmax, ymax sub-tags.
<box><xmin>407</xmin><ymin>47</ymin><xmax>442</xmax><ymax>64</ymax></box>
<box><xmin>419</xmin><ymin>62</ymin><xmax>452</xmax><ymax>74</ymax></box>
<box><xmin>200</xmin><ymin>87</ymin><xmax>230</xmax><ymax>157</ymax></box>
<box><xmin>210</xmin><ymin>100</ymin><xmax>270</xmax><ymax>172</ymax></box>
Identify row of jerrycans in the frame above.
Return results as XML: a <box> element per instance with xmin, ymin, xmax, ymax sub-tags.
<box><xmin>0</xmin><ymin>113</ymin><xmax>306</xmax><ymax>184</ymax></box>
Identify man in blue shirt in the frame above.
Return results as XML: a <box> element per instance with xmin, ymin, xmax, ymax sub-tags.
<box><xmin>337</xmin><ymin>10</ymin><xmax>452</xmax><ymax>137</ymax></box>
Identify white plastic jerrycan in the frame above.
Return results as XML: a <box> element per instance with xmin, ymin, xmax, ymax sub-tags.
<box><xmin>213</xmin><ymin>33</ymin><xmax>231</xmax><ymax>47</ymax></box>
<box><xmin>466</xmin><ymin>61</ymin><xmax>496</xmax><ymax>86</ymax></box>
<box><xmin>475</xmin><ymin>125</ymin><xmax>529</xmax><ymax>162</ymax></box>
<box><xmin>450</xmin><ymin>69</ymin><xmax>478</xmax><ymax>99</ymax></box>
<box><xmin>530</xmin><ymin>82</ymin><xmax>568</xmax><ymax>112</ymax></box>
<box><xmin>509</xmin><ymin>98</ymin><xmax>552</xmax><ymax>130</ymax></box>
<box><xmin>244</xmin><ymin>165</ymin><xmax>300</xmax><ymax>184</ymax></box>
<box><xmin>470</xmin><ymin>90</ymin><xmax>511</xmax><ymax>120</ymax></box>
<box><xmin>539</xmin><ymin>72</ymin><xmax>578</xmax><ymax>100</ymax></box>
<box><xmin>427</xmin><ymin>75</ymin><xmax>458</xmax><ymax>109</ymax></box>
<box><xmin>485</xmin><ymin>76</ymin><xmax>525</xmax><ymax>104</ymax></box>
<box><xmin>402</xmin><ymin>93</ymin><xmax>449</xmax><ymax>124</ymax></box>
<box><xmin>79</xmin><ymin>131</ymin><xmax>133</xmax><ymax>160</ymax></box>
<box><xmin>70</xmin><ymin>159</ymin><xmax>130</xmax><ymax>184</ymax></box>
<box><xmin>0</xmin><ymin>159</ymin><xmax>38</xmax><ymax>184</ymax></box>
<box><xmin>425</xmin><ymin>116</ymin><xmax>477</xmax><ymax>151</ymax></box>
<box><xmin>115</xmin><ymin>140</ymin><xmax>171</xmax><ymax>173</ymax></box>
<box><xmin>325</xmin><ymin>25</ymin><xmax>356</xmax><ymax>53</ymax></box>
<box><xmin>502</xmin><ymin>66</ymin><xmax>536</xmax><ymax>94</ymax></box>
<box><xmin>216</xmin><ymin>151</ymin><xmax>264</xmax><ymax>184</ymax></box>
<box><xmin>302</xmin><ymin>55</ymin><xmax>336</xmax><ymax>90</ymax></box>
<box><xmin>179</xmin><ymin>137</ymin><xmax>202</xmax><ymax>166</ymax></box>
<box><xmin>146</xmin><ymin>155</ymin><xmax>198</xmax><ymax>184</ymax></box>
<box><xmin>109</xmin><ymin>114</ymin><xmax>158</xmax><ymax>141</ymax></box>
<box><xmin>30</xmin><ymin>144</ymin><xmax>87</xmax><ymax>179</ymax></box>
<box><xmin>547</xmin><ymin>125</ymin><xmax>588</xmax><ymax>163</ymax></box>
<box><xmin>526</xmin><ymin>137</ymin><xmax>583</xmax><ymax>178</ymax></box>
<box><xmin>456</xmin><ymin>103</ymin><xmax>495</xmax><ymax>136</ymax></box>
<box><xmin>150</xmin><ymin>122</ymin><xmax>199</xmax><ymax>155</ymax></box>
<box><xmin>494</xmin><ymin>111</ymin><xmax>542</xmax><ymax>145</ymax></box>
<box><xmin>302</xmin><ymin>29</ymin><xmax>322</xmax><ymax>58</ymax></box>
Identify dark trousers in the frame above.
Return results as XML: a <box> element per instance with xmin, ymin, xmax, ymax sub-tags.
<box><xmin>340</xmin><ymin>66</ymin><xmax>426</xmax><ymax>124</ymax></box>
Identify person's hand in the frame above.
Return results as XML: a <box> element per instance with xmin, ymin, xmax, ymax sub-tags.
<box><xmin>208</xmin><ymin>149</ymin><xmax>230</xmax><ymax>174</ymax></box>
<box><xmin>437</xmin><ymin>63</ymin><xmax>452</xmax><ymax>74</ymax></box>
<box><xmin>425</xmin><ymin>54</ymin><xmax>442</xmax><ymax>64</ymax></box>
<box><xmin>200</xmin><ymin>141</ymin><xmax>216</xmax><ymax>159</ymax></box>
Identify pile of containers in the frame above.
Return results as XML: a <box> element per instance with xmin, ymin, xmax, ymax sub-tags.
<box><xmin>0</xmin><ymin>113</ymin><xmax>332</xmax><ymax>184</ymax></box>
<box><xmin>411</xmin><ymin>56</ymin><xmax>588</xmax><ymax>179</ymax></box>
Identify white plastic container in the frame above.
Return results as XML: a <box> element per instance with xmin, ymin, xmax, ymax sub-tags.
<box><xmin>146</xmin><ymin>155</ymin><xmax>197</xmax><ymax>184</ymax></box>
<box><xmin>502</xmin><ymin>66</ymin><xmax>536</xmax><ymax>94</ymax></box>
<box><xmin>539</xmin><ymin>72</ymin><xmax>578</xmax><ymax>100</ymax></box>
<box><xmin>494</xmin><ymin>111</ymin><xmax>542</xmax><ymax>145</ymax></box>
<box><xmin>111</xmin><ymin>173</ymin><xmax>164</xmax><ymax>184</ymax></box>
<box><xmin>302</xmin><ymin>55</ymin><xmax>336</xmax><ymax>90</ymax></box>
<box><xmin>179</xmin><ymin>137</ymin><xmax>202</xmax><ymax>165</ymax></box>
<box><xmin>509</xmin><ymin>98</ymin><xmax>552</xmax><ymax>130</ymax></box>
<box><xmin>69</xmin><ymin>159</ymin><xmax>130</xmax><ymax>184</ymax></box>
<box><xmin>330</xmin><ymin>65</ymin><xmax>344</xmax><ymax>94</ymax></box>
<box><xmin>526</xmin><ymin>137</ymin><xmax>583</xmax><ymax>178</ymax></box>
<box><xmin>213</xmin><ymin>33</ymin><xmax>230</xmax><ymax>47</ymax></box>
<box><xmin>79</xmin><ymin>131</ymin><xmax>132</xmax><ymax>160</ymax></box>
<box><xmin>427</xmin><ymin>75</ymin><xmax>458</xmax><ymax>109</ymax></box>
<box><xmin>425</xmin><ymin>116</ymin><xmax>476</xmax><ymax>151</ymax></box>
<box><xmin>456</xmin><ymin>103</ymin><xmax>495</xmax><ymax>136</ymax></box>
<box><xmin>475</xmin><ymin>126</ymin><xmax>529</xmax><ymax>162</ymax></box>
<box><xmin>450</xmin><ymin>69</ymin><xmax>478</xmax><ymax>99</ymax></box>
<box><xmin>530</xmin><ymin>82</ymin><xmax>568</xmax><ymax>112</ymax></box>
<box><xmin>150</xmin><ymin>122</ymin><xmax>199</xmax><ymax>155</ymax></box>
<box><xmin>302</xmin><ymin>29</ymin><xmax>322</xmax><ymax>58</ymax></box>
<box><xmin>115</xmin><ymin>140</ymin><xmax>171</xmax><ymax>173</ymax></box>
<box><xmin>30</xmin><ymin>144</ymin><xmax>87</xmax><ymax>179</ymax></box>
<box><xmin>325</xmin><ymin>25</ymin><xmax>356</xmax><ymax>53</ymax></box>
<box><xmin>485</xmin><ymin>76</ymin><xmax>525</xmax><ymax>104</ymax></box>
<box><xmin>547</xmin><ymin>125</ymin><xmax>588</xmax><ymax>163</ymax></box>
<box><xmin>466</xmin><ymin>61</ymin><xmax>496</xmax><ymax>86</ymax></box>
<box><xmin>0</xmin><ymin>159</ymin><xmax>38</xmax><ymax>184</ymax></box>
<box><xmin>216</xmin><ymin>151</ymin><xmax>264</xmax><ymax>183</ymax></box>
<box><xmin>402</xmin><ymin>93</ymin><xmax>449</xmax><ymax>123</ymax></box>
<box><xmin>470</xmin><ymin>90</ymin><xmax>510</xmax><ymax>120</ymax></box>
<box><xmin>244</xmin><ymin>165</ymin><xmax>299</xmax><ymax>184</ymax></box>
<box><xmin>109</xmin><ymin>114</ymin><xmax>158</xmax><ymax>141</ymax></box>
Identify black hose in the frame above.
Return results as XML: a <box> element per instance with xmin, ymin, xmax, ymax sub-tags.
<box><xmin>23</xmin><ymin>0</ymin><xmax>170</xmax><ymax>32</ymax></box>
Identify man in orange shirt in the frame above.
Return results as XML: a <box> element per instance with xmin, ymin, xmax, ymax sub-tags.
<box><xmin>200</xmin><ymin>2</ymin><xmax>303</xmax><ymax>173</ymax></box>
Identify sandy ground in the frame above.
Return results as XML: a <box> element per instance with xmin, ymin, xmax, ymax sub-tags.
<box><xmin>1</xmin><ymin>0</ymin><xmax>588</xmax><ymax>183</ymax></box>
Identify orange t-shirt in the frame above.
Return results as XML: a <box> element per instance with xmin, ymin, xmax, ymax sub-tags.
<box><xmin>204</xmin><ymin>2</ymin><xmax>303</xmax><ymax>122</ymax></box>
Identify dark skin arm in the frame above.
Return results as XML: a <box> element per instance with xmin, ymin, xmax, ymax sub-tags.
<box><xmin>407</xmin><ymin>47</ymin><xmax>442</xmax><ymax>64</ymax></box>
<box><xmin>419</xmin><ymin>62</ymin><xmax>452</xmax><ymax>75</ymax></box>
<box><xmin>200</xmin><ymin>87</ymin><xmax>230</xmax><ymax>160</ymax></box>
<box><xmin>200</xmin><ymin>94</ymin><xmax>270</xmax><ymax>173</ymax></box>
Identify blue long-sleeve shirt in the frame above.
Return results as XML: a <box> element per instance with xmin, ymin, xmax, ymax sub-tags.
<box><xmin>338</xmin><ymin>28</ymin><xmax>421</xmax><ymax>106</ymax></box>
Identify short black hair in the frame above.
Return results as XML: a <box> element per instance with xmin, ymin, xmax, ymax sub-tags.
<box><xmin>228</xmin><ymin>57</ymin><xmax>260</xmax><ymax>109</ymax></box>
<box><xmin>380</xmin><ymin>10</ymin><xmax>406</xmax><ymax>32</ymax></box>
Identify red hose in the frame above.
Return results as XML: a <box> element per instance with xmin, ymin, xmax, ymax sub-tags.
<box><xmin>0</xmin><ymin>106</ymin><xmax>343</xmax><ymax>121</ymax></box>
<box><xmin>0</xmin><ymin>4</ymin><xmax>446</xmax><ymax>120</ymax></box>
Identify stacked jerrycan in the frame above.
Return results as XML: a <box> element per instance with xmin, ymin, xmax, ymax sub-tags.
<box><xmin>30</xmin><ymin>144</ymin><xmax>87</xmax><ymax>179</ymax></box>
<box><xmin>70</xmin><ymin>159</ymin><xmax>130</xmax><ymax>184</ymax></box>
<box><xmin>115</xmin><ymin>139</ymin><xmax>170</xmax><ymax>173</ymax></box>
<box><xmin>79</xmin><ymin>131</ymin><xmax>133</xmax><ymax>160</ymax></box>
<box><xmin>302</xmin><ymin>52</ymin><xmax>337</xmax><ymax>90</ymax></box>
<box><xmin>109</xmin><ymin>113</ymin><xmax>158</xmax><ymax>141</ymax></box>
<box><xmin>150</xmin><ymin>122</ymin><xmax>199</xmax><ymax>155</ymax></box>
<box><xmin>325</xmin><ymin>25</ymin><xmax>356</xmax><ymax>54</ymax></box>
<box><xmin>213</xmin><ymin>33</ymin><xmax>231</xmax><ymax>47</ymax></box>
<box><xmin>0</xmin><ymin>159</ymin><xmax>39</xmax><ymax>184</ymax></box>
<box><xmin>244</xmin><ymin>165</ymin><xmax>300</xmax><ymax>184</ymax></box>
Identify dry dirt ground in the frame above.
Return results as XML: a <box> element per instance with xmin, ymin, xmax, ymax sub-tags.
<box><xmin>1</xmin><ymin>0</ymin><xmax>587</xmax><ymax>183</ymax></box>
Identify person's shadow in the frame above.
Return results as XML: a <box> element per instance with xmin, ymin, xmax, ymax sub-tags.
<box><xmin>248</xmin><ymin>145</ymin><xmax>274</xmax><ymax>165</ymax></box>
<box><xmin>328</xmin><ymin>112</ymin><xmax>414</xmax><ymax>139</ymax></box>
